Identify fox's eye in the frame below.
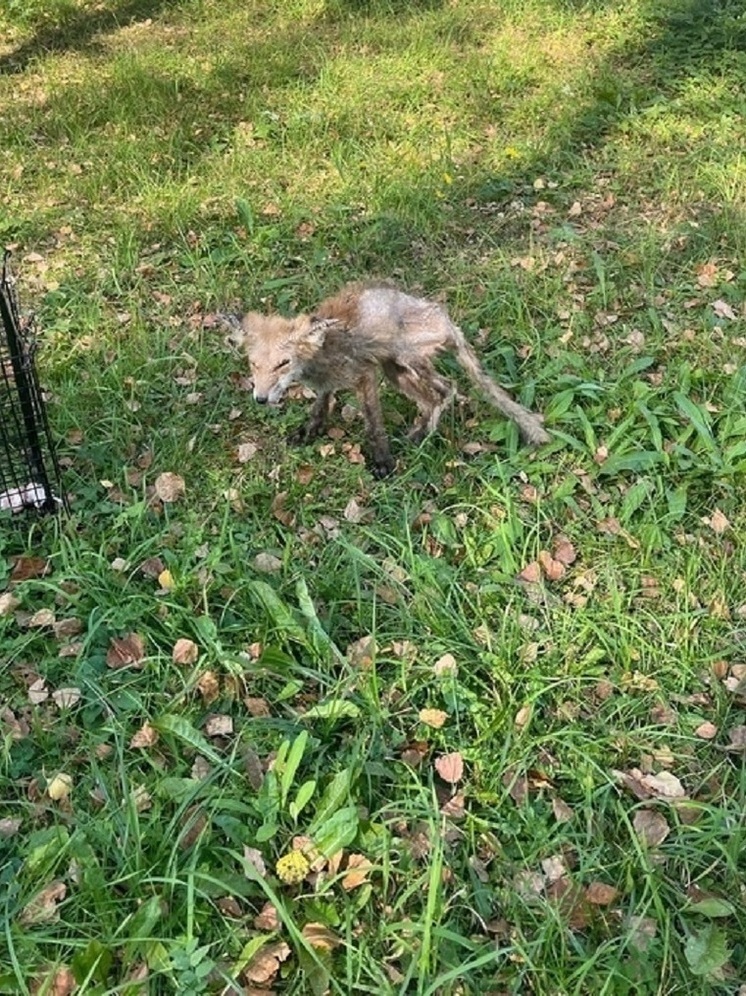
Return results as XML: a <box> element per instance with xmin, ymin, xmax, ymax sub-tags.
<box><xmin>274</xmin><ymin>359</ymin><xmax>290</xmax><ymax>371</ymax></box>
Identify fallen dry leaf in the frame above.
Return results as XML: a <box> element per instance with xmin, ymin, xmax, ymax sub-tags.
<box><xmin>553</xmin><ymin>539</ymin><xmax>577</xmax><ymax>565</ymax></box>
<box><xmin>538</xmin><ymin>549</ymin><xmax>566</xmax><ymax>581</ymax></box>
<box><xmin>625</xmin><ymin>914</ymin><xmax>658</xmax><ymax>952</ymax></box>
<box><xmin>254</xmin><ymin>552</ymin><xmax>282</xmax><ymax>573</ymax></box>
<box><xmin>28</xmin><ymin>607</ymin><xmax>55</xmax><ymax>628</ymax></box>
<box><xmin>196</xmin><ymin>670</ymin><xmax>220</xmax><ymax>705</ymax></box>
<box><xmin>245</xmin><ymin>696</ymin><xmax>271</xmax><ymax>717</ymax></box>
<box><xmin>707</xmin><ymin>509</ymin><xmax>730</xmax><ymax>534</ymax></box>
<box><xmin>19</xmin><ymin>880</ymin><xmax>66</xmax><ymax>925</ymax></box>
<box><xmin>244</xmin><ymin>846</ymin><xmax>267</xmax><ymax>878</ymax></box>
<box><xmin>237</xmin><ymin>442</ymin><xmax>259</xmax><ymax>463</ymax></box>
<box><xmin>518</xmin><ymin>561</ymin><xmax>542</xmax><ymax>584</ymax></box>
<box><xmin>433</xmin><ymin>652</ymin><xmax>458</xmax><ymax>677</ymax></box>
<box><xmin>36</xmin><ymin>965</ymin><xmax>77</xmax><ymax>996</ymax></box>
<box><xmin>696</xmin><ymin>261</ymin><xmax>718</xmax><ymax>288</ymax></box>
<box><xmin>441</xmin><ymin>791</ymin><xmax>466</xmax><ymax>819</ymax></box>
<box><xmin>106</xmin><ymin>633</ymin><xmax>145</xmax><ymax>670</ymax></box>
<box><xmin>725</xmin><ymin>725</ymin><xmax>746</xmax><ymax>753</ymax></box>
<box><xmin>346</xmin><ymin>635</ymin><xmax>376</xmax><ymax>669</ymax></box>
<box><xmin>633</xmin><ymin>809</ymin><xmax>670</xmax><ymax>847</ymax></box>
<box><xmin>157</xmin><ymin>569</ymin><xmax>175</xmax><ymax>591</ymax></box>
<box><xmin>154</xmin><ymin>472</ymin><xmax>185</xmax><ymax>502</ymax></box>
<box><xmin>514</xmin><ymin>705</ymin><xmax>532</xmax><ymax>730</ymax></box>
<box><xmin>0</xmin><ymin>817</ymin><xmax>22</xmax><ymax>838</ymax></box>
<box><xmin>47</xmin><ymin>773</ymin><xmax>73</xmax><ymax>801</ymax></box>
<box><xmin>435</xmin><ymin>751</ymin><xmax>464</xmax><ymax>784</ymax></box>
<box><xmin>419</xmin><ymin>708</ymin><xmax>448</xmax><ymax>729</ymax></box>
<box><xmin>694</xmin><ymin>721</ymin><xmax>718</xmax><ymax>740</ymax></box>
<box><xmin>131</xmin><ymin>784</ymin><xmax>152</xmax><ymax>812</ymax></box>
<box><xmin>28</xmin><ymin>678</ymin><xmax>49</xmax><ymax>704</ymax></box>
<box><xmin>551</xmin><ymin>796</ymin><xmax>574</xmax><ymax>823</ymax></box>
<box><xmin>244</xmin><ymin>942</ymin><xmax>291</xmax><ymax>985</ymax></box>
<box><xmin>302</xmin><ymin>923</ymin><xmax>341</xmax><ymax>951</ymax></box>
<box><xmin>712</xmin><ymin>299</ymin><xmax>737</xmax><ymax>321</ymax></box>
<box><xmin>253</xmin><ymin>902</ymin><xmax>280</xmax><ymax>931</ymax></box>
<box><xmin>52</xmin><ymin>687</ymin><xmax>81</xmax><ymax>709</ymax></box>
<box><xmin>11</xmin><ymin>556</ymin><xmax>49</xmax><ymax>582</ymax></box>
<box><xmin>585</xmin><ymin>881</ymin><xmax>619</xmax><ymax>906</ymax></box>
<box><xmin>205</xmin><ymin>714</ymin><xmax>233</xmax><ymax>737</ymax></box>
<box><xmin>342</xmin><ymin>854</ymin><xmax>373</xmax><ymax>891</ymax></box>
<box><xmin>130</xmin><ymin>722</ymin><xmax>159</xmax><ymax>749</ymax></box>
<box><xmin>172</xmin><ymin>637</ymin><xmax>199</xmax><ymax>665</ymax></box>
<box><xmin>0</xmin><ymin>591</ymin><xmax>20</xmax><ymax>616</ymax></box>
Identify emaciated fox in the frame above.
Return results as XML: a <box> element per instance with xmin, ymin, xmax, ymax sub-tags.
<box><xmin>230</xmin><ymin>282</ymin><xmax>550</xmax><ymax>476</ymax></box>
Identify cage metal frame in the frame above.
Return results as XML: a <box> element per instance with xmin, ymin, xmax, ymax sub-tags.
<box><xmin>0</xmin><ymin>251</ymin><xmax>66</xmax><ymax>515</ymax></box>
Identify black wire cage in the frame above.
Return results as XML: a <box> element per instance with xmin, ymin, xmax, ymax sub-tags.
<box><xmin>0</xmin><ymin>252</ymin><xmax>66</xmax><ymax>516</ymax></box>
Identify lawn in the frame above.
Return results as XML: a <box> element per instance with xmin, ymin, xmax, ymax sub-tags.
<box><xmin>1</xmin><ymin>0</ymin><xmax>745</xmax><ymax>992</ymax></box>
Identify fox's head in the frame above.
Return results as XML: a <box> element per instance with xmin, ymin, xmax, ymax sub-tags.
<box><xmin>235</xmin><ymin>312</ymin><xmax>337</xmax><ymax>404</ymax></box>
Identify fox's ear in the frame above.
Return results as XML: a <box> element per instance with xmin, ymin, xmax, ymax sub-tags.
<box><xmin>303</xmin><ymin>315</ymin><xmax>340</xmax><ymax>347</ymax></box>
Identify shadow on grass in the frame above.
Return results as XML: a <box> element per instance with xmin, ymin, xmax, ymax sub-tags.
<box><xmin>0</xmin><ymin>0</ymin><xmax>194</xmax><ymax>75</ymax></box>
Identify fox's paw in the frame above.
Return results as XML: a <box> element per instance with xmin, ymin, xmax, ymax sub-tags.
<box><xmin>371</xmin><ymin>456</ymin><xmax>396</xmax><ymax>479</ymax></box>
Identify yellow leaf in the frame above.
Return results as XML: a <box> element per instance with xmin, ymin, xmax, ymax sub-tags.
<box><xmin>158</xmin><ymin>569</ymin><xmax>175</xmax><ymax>590</ymax></box>
<box><xmin>419</xmin><ymin>708</ymin><xmax>447</xmax><ymax>729</ymax></box>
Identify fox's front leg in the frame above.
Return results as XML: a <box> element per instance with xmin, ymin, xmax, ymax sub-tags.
<box><xmin>288</xmin><ymin>391</ymin><xmax>334</xmax><ymax>445</ymax></box>
<box><xmin>357</xmin><ymin>371</ymin><xmax>395</xmax><ymax>478</ymax></box>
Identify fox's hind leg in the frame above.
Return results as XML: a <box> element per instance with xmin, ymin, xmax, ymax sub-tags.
<box><xmin>382</xmin><ymin>360</ymin><xmax>454</xmax><ymax>444</ymax></box>
<box><xmin>289</xmin><ymin>391</ymin><xmax>333</xmax><ymax>445</ymax></box>
<box><xmin>357</xmin><ymin>369</ymin><xmax>395</xmax><ymax>477</ymax></box>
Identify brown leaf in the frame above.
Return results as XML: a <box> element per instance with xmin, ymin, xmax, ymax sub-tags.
<box><xmin>712</xmin><ymin>298</ymin><xmax>737</xmax><ymax>321</ymax></box>
<box><xmin>419</xmin><ymin>708</ymin><xmax>448</xmax><ymax>729</ymax></box>
<box><xmin>271</xmin><ymin>491</ymin><xmax>294</xmax><ymax>527</ymax></box>
<box><xmin>440</xmin><ymin>792</ymin><xmax>466</xmax><ymax>819</ymax></box>
<box><xmin>196</xmin><ymin>670</ymin><xmax>220</xmax><ymax>705</ymax></box>
<box><xmin>0</xmin><ymin>591</ymin><xmax>20</xmax><ymax>616</ymax></box>
<box><xmin>696</xmin><ymin>261</ymin><xmax>718</xmax><ymax>288</ymax></box>
<box><xmin>28</xmin><ymin>608</ymin><xmax>55</xmax><ymax>628</ymax></box>
<box><xmin>434</xmin><ymin>751</ymin><xmax>464</xmax><ymax>784</ymax></box>
<box><xmin>237</xmin><ymin>442</ymin><xmax>259</xmax><ymax>463</ymax></box>
<box><xmin>633</xmin><ymin>809</ymin><xmax>670</xmax><ymax>847</ymax></box>
<box><xmin>172</xmin><ymin>638</ymin><xmax>199</xmax><ymax>666</ymax></box>
<box><xmin>179</xmin><ymin>805</ymin><xmax>209</xmax><ymax>849</ymax></box>
<box><xmin>245</xmin><ymin>696</ymin><xmax>271</xmax><ymax>717</ymax></box>
<box><xmin>400</xmin><ymin>740</ymin><xmax>429</xmax><ymax>767</ymax></box>
<box><xmin>707</xmin><ymin>508</ymin><xmax>730</xmax><ymax>534</ymax></box>
<box><xmin>253</xmin><ymin>902</ymin><xmax>280</xmax><ymax>931</ymax></box>
<box><xmin>547</xmin><ymin>876</ymin><xmax>588</xmax><ymax>930</ymax></box>
<box><xmin>11</xmin><ymin>556</ymin><xmax>49</xmax><ymax>582</ymax></box>
<box><xmin>585</xmin><ymin>881</ymin><xmax>619</xmax><ymax>906</ymax></box>
<box><xmin>154</xmin><ymin>472</ymin><xmax>185</xmax><ymax>502</ymax></box>
<box><xmin>503</xmin><ymin>767</ymin><xmax>529</xmax><ymax>805</ymax></box>
<box><xmin>433</xmin><ymin>652</ymin><xmax>458</xmax><ymax>676</ymax></box>
<box><xmin>139</xmin><ymin>556</ymin><xmax>165</xmax><ymax>578</ymax></box>
<box><xmin>19</xmin><ymin>880</ymin><xmax>66</xmax><ymax>924</ymax></box>
<box><xmin>0</xmin><ymin>817</ymin><xmax>22</xmax><ymax>837</ymax></box>
<box><xmin>107</xmin><ymin>633</ymin><xmax>145</xmax><ymax>670</ymax></box>
<box><xmin>244</xmin><ymin>942</ymin><xmax>291</xmax><ymax>985</ymax></box>
<box><xmin>52</xmin><ymin>617</ymin><xmax>82</xmax><ymax>640</ymax></box>
<box><xmin>243</xmin><ymin>846</ymin><xmax>267</xmax><ymax>878</ymax></box>
<box><xmin>346</xmin><ymin>635</ymin><xmax>376</xmax><ymax>669</ymax></box>
<box><xmin>694</xmin><ymin>721</ymin><xmax>718</xmax><ymax>740</ymax></box>
<box><xmin>725</xmin><ymin>725</ymin><xmax>746</xmax><ymax>753</ymax></box>
<box><xmin>551</xmin><ymin>796</ymin><xmax>574</xmax><ymax>823</ymax></box>
<box><xmin>254</xmin><ymin>552</ymin><xmax>282</xmax><ymax>573</ymax></box>
<box><xmin>538</xmin><ymin>549</ymin><xmax>566</xmax><ymax>581</ymax></box>
<box><xmin>518</xmin><ymin>561</ymin><xmax>542</xmax><ymax>584</ymax></box>
<box><xmin>28</xmin><ymin>678</ymin><xmax>49</xmax><ymax>704</ymax></box>
<box><xmin>130</xmin><ymin>722</ymin><xmax>159</xmax><ymax>749</ymax></box>
<box><xmin>205</xmin><ymin>714</ymin><xmax>233</xmax><ymax>737</ymax></box>
<box><xmin>302</xmin><ymin>923</ymin><xmax>341</xmax><ymax>951</ymax></box>
<box><xmin>553</xmin><ymin>539</ymin><xmax>577</xmax><ymax>565</ymax></box>
<box><xmin>342</xmin><ymin>854</ymin><xmax>373</xmax><ymax>890</ymax></box>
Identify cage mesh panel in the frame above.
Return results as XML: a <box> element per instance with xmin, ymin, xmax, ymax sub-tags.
<box><xmin>0</xmin><ymin>253</ymin><xmax>64</xmax><ymax>513</ymax></box>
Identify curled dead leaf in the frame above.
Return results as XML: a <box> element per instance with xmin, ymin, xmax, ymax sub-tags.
<box><xmin>633</xmin><ymin>809</ymin><xmax>670</xmax><ymax>847</ymax></box>
<box><xmin>205</xmin><ymin>714</ymin><xmax>233</xmax><ymax>737</ymax></box>
<box><xmin>154</xmin><ymin>472</ymin><xmax>185</xmax><ymax>502</ymax></box>
<box><xmin>107</xmin><ymin>633</ymin><xmax>145</xmax><ymax>670</ymax></box>
<box><xmin>172</xmin><ymin>637</ymin><xmax>199</xmax><ymax>666</ymax></box>
<box><xmin>19</xmin><ymin>880</ymin><xmax>66</xmax><ymax>925</ymax></box>
<box><xmin>518</xmin><ymin>561</ymin><xmax>542</xmax><ymax>584</ymax></box>
<box><xmin>302</xmin><ymin>923</ymin><xmax>341</xmax><ymax>951</ymax></box>
<box><xmin>434</xmin><ymin>751</ymin><xmax>464</xmax><ymax>784</ymax></box>
<box><xmin>419</xmin><ymin>708</ymin><xmax>447</xmax><ymax>729</ymax></box>
<box><xmin>130</xmin><ymin>722</ymin><xmax>159</xmax><ymax>749</ymax></box>
<box><xmin>244</xmin><ymin>941</ymin><xmax>291</xmax><ymax>985</ymax></box>
<box><xmin>342</xmin><ymin>854</ymin><xmax>373</xmax><ymax>891</ymax></box>
<box><xmin>585</xmin><ymin>881</ymin><xmax>619</xmax><ymax>906</ymax></box>
<box><xmin>47</xmin><ymin>772</ymin><xmax>73</xmax><ymax>801</ymax></box>
<box><xmin>538</xmin><ymin>549</ymin><xmax>566</xmax><ymax>581</ymax></box>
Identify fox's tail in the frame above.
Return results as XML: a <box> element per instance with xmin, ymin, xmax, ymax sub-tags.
<box><xmin>450</xmin><ymin>325</ymin><xmax>551</xmax><ymax>446</ymax></box>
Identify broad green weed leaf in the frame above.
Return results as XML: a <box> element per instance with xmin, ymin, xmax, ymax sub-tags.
<box><xmin>302</xmin><ymin>700</ymin><xmax>361</xmax><ymax>721</ymax></box>
<box><xmin>154</xmin><ymin>714</ymin><xmax>225</xmax><ymax>767</ymax></box>
<box><xmin>280</xmin><ymin>730</ymin><xmax>309</xmax><ymax>805</ymax></box>
<box><xmin>249</xmin><ymin>581</ymin><xmax>307</xmax><ymax>643</ymax></box>
<box><xmin>597</xmin><ymin>450</ymin><xmax>663</xmax><ymax>476</ymax></box>
<box><xmin>684</xmin><ymin>924</ymin><xmax>731</xmax><ymax>978</ymax></box>
<box><xmin>289</xmin><ymin>779</ymin><xmax>317</xmax><ymax>823</ymax></box>
<box><xmin>688</xmin><ymin>898</ymin><xmax>735</xmax><ymax>918</ymax></box>
<box><xmin>673</xmin><ymin>392</ymin><xmax>718</xmax><ymax>454</ymax></box>
<box><xmin>309</xmin><ymin>768</ymin><xmax>353</xmax><ymax>834</ymax></box>
<box><xmin>296</xmin><ymin>577</ymin><xmax>345</xmax><ymax>662</ymax></box>
<box><xmin>313</xmin><ymin>805</ymin><xmax>359</xmax><ymax>857</ymax></box>
<box><xmin>72</xmin><ymin>939</ymin><xmax>113</xmax><ymax>985</ymax></box>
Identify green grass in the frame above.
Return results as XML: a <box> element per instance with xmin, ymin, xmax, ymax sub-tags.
<box><xmin>1</xmin><ymin>0</ymin><xmax>745</xmax><ymax>992</ymax></box>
